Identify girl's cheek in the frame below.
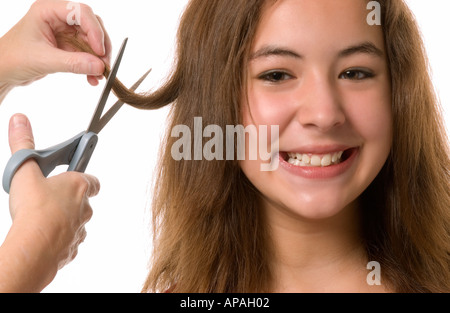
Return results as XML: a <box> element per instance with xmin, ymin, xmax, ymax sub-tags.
<box><xmin>244</xmin><ymin>86</ymin><xmax>295</xmax><ymax>131</ymax></box>
<box><xmin>345</xmin><ymin>89</ymin><xmax>392</xmax><ymax>142</ymax></box>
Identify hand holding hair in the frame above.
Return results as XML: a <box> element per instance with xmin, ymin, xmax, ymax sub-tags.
<box><xmin>0</xmin><ymin>0</ymin><xmax>112</xmax><ymax>92</ymax></box>
<box><xmin>56</xmin><ymin>32</ymin><xmax>180</xmax><ymax>111</ymax></box>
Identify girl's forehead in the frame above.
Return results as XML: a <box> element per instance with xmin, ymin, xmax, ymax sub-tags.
<box><xmin>254</xmin><ymin>0</ymin><xmax>385</xmax><ymax>54</ymax></box>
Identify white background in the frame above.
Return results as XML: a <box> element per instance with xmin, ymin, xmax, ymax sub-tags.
<box><xmin>0</xmin><ymin>0</ymin><xmax>448</xmax><ymax>292</ymax></box>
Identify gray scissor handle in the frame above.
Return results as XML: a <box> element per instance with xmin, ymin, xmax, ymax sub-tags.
<box><xmin>2</xmin><ymin>131</ymin><xmax>98</xmax><ymax>194</ymax></box>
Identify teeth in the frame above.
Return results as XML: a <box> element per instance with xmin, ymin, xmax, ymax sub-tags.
<box><xmin>302</xmin><ymin>154</ymin><xmax>310</xmax><ymax>164</ymax></box>
<box><xmin>310</xmin><ymin>155</ymin><xmax>321</xmax><ymax>167</ymax></box>
<box><xmin>332</xmin><ymin>153</ymin><xmax>338</xmax><ymax>163</ymax></box>
<box><xmin>286</xmin><ymin>151</ymin><xmax>345</xmax><ymax>167</ymax></box>
<box><xmin>321</xmin><ymin>154</ymin><xmax>331</xmax><ymax>166</ymax></box>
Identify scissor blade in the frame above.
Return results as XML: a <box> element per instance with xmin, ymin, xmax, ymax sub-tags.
<box><xmin>86</xmin><ymin>38</ymin><xmax>128</xmax><ymax>133</ymax></box>
<box><xmin>90</xmin><ymin>68</ymin><xmax>152</xmax><ymax>134</ymax></box>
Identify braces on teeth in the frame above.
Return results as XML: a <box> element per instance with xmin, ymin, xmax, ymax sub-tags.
<box><xmin>287</xmin><ymin>151</ymin><xmax>344</xmax><ymax>167</ymax></box>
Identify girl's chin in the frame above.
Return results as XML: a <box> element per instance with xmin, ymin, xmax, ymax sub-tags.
<box><xmin>284</xmin><ymin>204</ymin><xmax>348</xmax><ymax>221</ymax></box>
<box><xmin>264</xmin><ymin>192</ymin><xmax>356</xmax><ymax>221</ymax></box>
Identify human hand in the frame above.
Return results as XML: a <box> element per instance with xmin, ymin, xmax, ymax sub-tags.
<box><xmin>0</xmin><ymin>0</ymin><xmax>112</xmax><ymax>88</ymax></box>
<box><xmin>0</xmin><ymin>113</ymin><xmax>100</xmax><ymax>292</ymax></box>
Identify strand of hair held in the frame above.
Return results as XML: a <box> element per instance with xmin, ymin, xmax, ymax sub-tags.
<box><xmin>56</xmin><ymin>32</ymin><xmax>177</xmax><ymax>110</ymax></box>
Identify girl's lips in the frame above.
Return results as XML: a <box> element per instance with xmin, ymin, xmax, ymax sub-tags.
<box><xmin>279</xmin><ymin>147</ymin><xmax>359</xmax><ymax>179</ymax></box>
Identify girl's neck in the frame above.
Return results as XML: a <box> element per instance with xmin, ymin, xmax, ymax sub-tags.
<box><xmin>265</xmin><ymin>200</ymin><xmax>384</xmax><ymax>292</ymax></box>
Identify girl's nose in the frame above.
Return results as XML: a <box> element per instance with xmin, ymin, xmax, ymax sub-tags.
<box><xmin>295</xmin><ymin>73</ymin><xmax>346</xmax><ymax>132</ymax></box>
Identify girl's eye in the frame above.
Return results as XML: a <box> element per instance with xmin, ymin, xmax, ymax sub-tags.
<box><xmin>339</xmin><ymin>69</ymin><xmax>374</xmax><ymax>80</ymax></box>
<box><xmin>258</xmin><ymin>71</ymin><xmax>293</xmax><ymax>83</ymax></box>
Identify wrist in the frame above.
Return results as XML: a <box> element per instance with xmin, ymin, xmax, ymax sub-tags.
<box><xmin>0</xmin><ymin>221</ymin><xmax>59</xmax><ymax>292</ymax></box>
<box><xmin>0</xmin><ymin>32</ymin><xmax>20</xmax><ymax>93</ymax></box>
<box><xmin>0</xmin><ymin>37</ymin><xmax>14</xmax><ymax>103</ymax></box>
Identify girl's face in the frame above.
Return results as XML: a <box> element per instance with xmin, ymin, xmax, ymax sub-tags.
<box><xmin>241</xmin><ymin>0</ymin><xmax>392</xmax><ymax>220</ymax></box>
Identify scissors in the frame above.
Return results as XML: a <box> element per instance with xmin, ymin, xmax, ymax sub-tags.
<box><xmin>2</xmin><ymin>38</ymin><xmax>151</xmax><ymax>193</ymax></box>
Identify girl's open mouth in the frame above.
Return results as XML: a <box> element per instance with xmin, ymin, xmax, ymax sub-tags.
<box><xmin>279</xmin><ymin>148</ymin><xmax>359</xmax><ymax>179</ymax></box>
<box><xmin>280</xmin><ymin>148</ymin><xmax>355</xmax><ymax>167</ymax></box>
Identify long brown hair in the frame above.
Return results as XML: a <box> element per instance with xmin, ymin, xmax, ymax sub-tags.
<box><xmin>63</xmin><ymin>0</ymin><xmax>450</xmax><ymax>292</ymax></box>
<box><xmin>143</xmin><ymin>0</ymin><xmax>272</xmax><ymax>292</ymax></box>
<box><xmin>360</xmin><ymin>0</ymin><xmax>450</xmax><ymax>292</ymax></box>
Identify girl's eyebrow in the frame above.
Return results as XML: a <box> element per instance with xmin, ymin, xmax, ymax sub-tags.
<box><xmin>249</xmin><ymin>46</ymin><xmax>302</xmax><ymax>60</ymax></box>
<box><xmin>249</xmin><ymin>41</ymin><xmax>384</xmax><ymax>61</ymax></box>
<box><xmin>338</xmin><ymin>41</ymin><xmax>384</xmax><ymax>58</ymax></box>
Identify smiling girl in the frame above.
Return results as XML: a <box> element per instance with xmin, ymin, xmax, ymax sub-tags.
<box><xmin>240</xmin><ymin>0</ymin><xmax>393</xmax><ymax>292</ymax></box>
<box><xmin>122</xmin><ymin>0</ymin><xmax>450</xmax><ymax>292</ymax></box>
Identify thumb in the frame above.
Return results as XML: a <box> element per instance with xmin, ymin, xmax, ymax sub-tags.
<box><xmin>9</xmin><ymin>113</ymin><xmax>35</xmax><ymax>153</ymax></box>
<box><xmin>8</xmin><ymin>114</ymin><xmax>44</xmax><ymax>195</ymax></box>
<box><xmin>44</xmin><ymin>48</ymin><xmax>105</xmax><ymax>76</ymax></box>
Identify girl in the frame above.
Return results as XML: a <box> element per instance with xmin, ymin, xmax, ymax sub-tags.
<box><xmin>132</xmin><ymin>0</ymin><xmax>450</xmax><ymax>293</ymax></box>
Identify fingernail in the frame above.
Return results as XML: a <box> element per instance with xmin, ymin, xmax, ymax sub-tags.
<box><xmin>12</xmin><ymin>114</ymin><xmax>27</xmax><ymax>128</ymax></box>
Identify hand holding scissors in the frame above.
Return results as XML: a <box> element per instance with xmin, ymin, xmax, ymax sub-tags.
<box><xmin>3</xmin><ymin>38</ymin><xmax>151</xmax><ymax>193</ymax></box>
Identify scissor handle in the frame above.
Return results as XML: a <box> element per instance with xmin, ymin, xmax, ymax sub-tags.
<box><xmin>2</xmin><ymin>132</ymin><xmax>98</xmax><ymax>194</ymax></box>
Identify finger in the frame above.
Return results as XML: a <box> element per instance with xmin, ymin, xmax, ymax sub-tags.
<box><xmin>51</xmin><ymin>171</ymin><xmax>100</xmax><ymax>200</ymax></box>
<box><xmin>95</xmin><ymin>15</ymin><xmax>112</xmax><ymax>63</ymax></box>
<box><xmin>81</xmin><ymin>201</ymin><xmax>93</xmax><ymax>223</ymax></box>
<box><xmin>61</xmin><ymin>246</ymin><xmax>78</xmax><ymax>269</ymax></box>
<box><xmin>80</xmin><ymin>173</ymin><xmax>101</xmax><ymax>198</ymax></box>
<box><xmin>75</xmin><ymin>226</ymin><xmax>87</xmax><ymax>245</ymax></box>
<box><xmin>80</xmin><ymin>6</ymin><xmax>109</xmax><ymax>56</ymax></box>
<box><xmin>87</xmin><ymin>75</ymin><xmax>100</xmax><ymax>86</ymax></box>
<box><xmin>43</xmin><ymin>48</ymin><xmax>105</xmax><ymax>76</ymax></box>
<box><xmin>8</xmin><ymin>113</ymin><xmax>35</xmax><ymax>153</ymax></box>
<box><xmin>43</xmin><ymin>1</ymin><xmax>106</xmax><ymax>56</ymax></box>
<box><xmin>8</xmin><ymin>114</ymin><xmax>44</xmax><ymax>190</ymax></box>
<box><xmin>67</xmin><ymin>3</ymin><xmax>106</xmax><ymax>56</ymax></box>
